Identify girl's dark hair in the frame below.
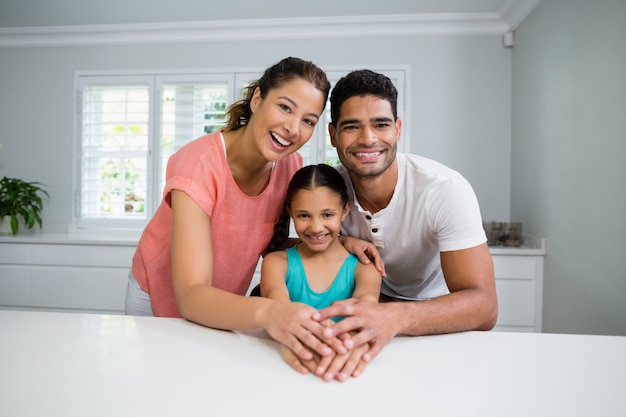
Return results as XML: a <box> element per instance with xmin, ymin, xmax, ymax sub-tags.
<box><xmin>329</xmin><ymin>69</ymin><xmax>398</xmax><ymax>127</ymax></box>
<box><xmin>223</xmin><ymin>57</ymin><xmax>330</xmax><ymax>131</ymax></box>
<box><xmin>264</xmin><ymin>164</ymin><xmax>349</xmax><ymax>255</ymax></box>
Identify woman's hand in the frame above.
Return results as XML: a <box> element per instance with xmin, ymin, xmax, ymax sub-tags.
<box><xmin>340</xmin><ymin>235</ymin><xmax>386</xmax><ymax>278</ymax></box>
<box><xmin>262</xmin><ymin>300</ymin><xmax>348</xmax><ymax>362</ymax></box>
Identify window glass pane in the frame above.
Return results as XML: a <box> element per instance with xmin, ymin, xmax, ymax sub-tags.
<box><xmin>159</xmin><ymin>82</ymin><xmax>228</xmax><ymax>196</ymax></box>
<box><xmin>75</xmin><ymin>68</ymin><xmax>406</xmax><ymax>231</ymax></box>
<box><xmin>81</xmin><ymin>84</ymin><xmax>149</xmax><ymax>220</ymax></box>
<box><xmin>322</xmin><ymin>103</ymin><xmax>340</xmax><ymax>166</ymax></box>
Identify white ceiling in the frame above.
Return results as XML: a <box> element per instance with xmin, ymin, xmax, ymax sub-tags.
<box><xmin>0</xmin><ymin>0</ymin><xmax>541</xmax><ymax>28</ymax></box>
<box><xmin>0</xmin><ymin>0</ymin><xmax>542</xmax><ymax>47</ymax></box>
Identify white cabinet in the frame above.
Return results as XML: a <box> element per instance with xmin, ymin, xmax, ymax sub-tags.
<box><xmin>490</xmin><ymin>239</ymin><xmax>545</xmax><ymax>332</ymax></box>
<box><xmin>0</xmin><ymin>235</ymin><xmax>137</xmax><ymax>314</ymax></box>
<box><xmin>0</xmin><ymin>235</ymin><xmax>546</xmax><ymax>331</ymax></box>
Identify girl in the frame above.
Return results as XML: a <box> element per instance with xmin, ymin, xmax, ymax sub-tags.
<box><xmin>127</xmin><ymin>57</ymin><xmax>380</xmax><ymax>366</ymax></box>
<box><xmin>260</xmin><ymin>164</ymin><xmax>381</xmax><ymax>313</ymax></box>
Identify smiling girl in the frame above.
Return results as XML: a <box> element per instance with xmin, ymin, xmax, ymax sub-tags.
<box><xmin>260</xmin><ymin>164</ymin><xmax>381</xmax><ymax>311</ymax></box>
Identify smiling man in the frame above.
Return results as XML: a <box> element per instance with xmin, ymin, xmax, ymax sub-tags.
<box><xmin>281</xmin><ymin>69</ymin><xmax>498</xmax><ymax>381</ymax></box>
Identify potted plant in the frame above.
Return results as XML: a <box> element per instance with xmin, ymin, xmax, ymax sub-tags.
<box><xmin>0</xmin><ymin>176</ymin><xmax>50</xmax><ymax>235</ymax></box>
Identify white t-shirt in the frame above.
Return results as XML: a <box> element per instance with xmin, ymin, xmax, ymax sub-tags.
<box><xmin>337</xmin><ymin>153</ymin><xmax>487</xmax><ymax>300</ymax></box>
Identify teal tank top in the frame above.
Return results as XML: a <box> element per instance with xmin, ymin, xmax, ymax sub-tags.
<box><xmin>284</xmin><ymin>245</ymin><xmax>357</xmax><ymax>310</ymax></box>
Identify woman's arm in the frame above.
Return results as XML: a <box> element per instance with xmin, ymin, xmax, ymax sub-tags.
<box><xmin>169</xmin><ymin>190</ymin><xmax>345</xmax><ymax>360</ymax></box>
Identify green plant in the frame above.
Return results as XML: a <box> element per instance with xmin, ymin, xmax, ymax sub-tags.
<box><xmin>0</xmin><ymin>176</ymin><xmax>50</xmax><ymax>235</ymax></box>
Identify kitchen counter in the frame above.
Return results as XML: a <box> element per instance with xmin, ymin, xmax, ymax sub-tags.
<box><xmin>0</xmin><ymin>231</ymin><xmax>140</xmax><ymax>246</ymax></box>
<box><xmin>0</xmin><ymin>231</ymin><xmax>546</xmax><ymax>252</ymax></box>
<box><xmin>488</xmin><ymin>234</ymin><xmax>546</xmax><ymax>255</ymax></box>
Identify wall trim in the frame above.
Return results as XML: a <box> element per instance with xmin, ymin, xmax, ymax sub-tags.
<box><xmin>0</xmin><ymin>9</ymin><xmax>535</xmax><ymax>48</ymax></box>
<box><xmin>500</xmin><ymin>0</ymin><xmax>542</xmax><ymax>29</ymax></box>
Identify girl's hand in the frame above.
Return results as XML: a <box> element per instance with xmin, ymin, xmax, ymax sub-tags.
<box><xmin>279</xmin><ymin>334</ymin><xmax>371</xmax><ymax>382</ymax></box>
<box><xmin>322</xmin><ymin>341</ymin><xmax>371</xmax><ymax>382</ymax></box>
<box><xmin>339</xmin><ymin>235</ymin><xmax>386</xmax><ymax>278</ymax></box>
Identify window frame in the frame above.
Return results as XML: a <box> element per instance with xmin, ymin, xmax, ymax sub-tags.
<box><xmin>72</xmin><ymin>66</ymin><xmax>408</xmax><ymax>233</ymax></box>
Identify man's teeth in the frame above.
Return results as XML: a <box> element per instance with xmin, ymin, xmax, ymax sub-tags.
<box><xmin>355</xmin><ymin>151</ymin><xmax>382</xmax><ymax>157</ymax></box>
<box><xmin>271</xmin><ymin>132</ymin><xmax>290</xmax><ymax>147</ymax></box>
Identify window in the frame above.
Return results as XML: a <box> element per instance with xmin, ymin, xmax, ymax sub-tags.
<box><xmin>74</xmin><ymin>67</ymin><xmax>407</xmax><ymax>231</ymax></box>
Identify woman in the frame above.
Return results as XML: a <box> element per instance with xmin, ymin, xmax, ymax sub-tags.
<box><xmin>126</xmin><ymin>57</ymin><xmax>375</xmax><ymax>363</ymax></box>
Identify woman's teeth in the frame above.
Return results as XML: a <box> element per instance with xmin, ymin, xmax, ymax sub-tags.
<box><xmin>271</xmin><ymin>132</ymin><xmax>291</xmax><ymax>147</ymax></box>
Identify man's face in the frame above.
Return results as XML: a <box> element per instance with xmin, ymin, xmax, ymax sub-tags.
<box><xmin>329</xmin><ymin>95</ymin><xmax>401</xmax><ymax>178</ymax></box>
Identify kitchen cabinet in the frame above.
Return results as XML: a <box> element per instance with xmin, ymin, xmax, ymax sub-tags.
<box><xmin>490</xmin><ymin>239</ymin><xmax>545</xmax><ymax>332</ymax></box>
<box><xmin>0</xmin><ymin>235</ymin><xmax>545</xmax><ymax>332</ymax></box>
<box><xmin>0</xmin><ymin>234</ymin><xmax>137</xmax><ymax>314</ymax></box>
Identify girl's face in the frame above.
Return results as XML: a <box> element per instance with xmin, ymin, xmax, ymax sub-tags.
<box><xmin>249</xmin><ymin>78</ymin><xmax>326</xmax><ymax>162</ymax></box>
<box><xmin>289</xmin><ymin>186</ymin><xmax>349</xmax><ymax>254</ymax></box>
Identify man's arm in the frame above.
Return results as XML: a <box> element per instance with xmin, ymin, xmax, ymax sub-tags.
<box><xmin>389</xmin><ymin>242</ymin><xmax>497</xmax><ymax>335</ymax></box>
<box><xmin>316</xmin><ymin>243</ymin><xmax>498</xmax><ymax>361</ymax></box>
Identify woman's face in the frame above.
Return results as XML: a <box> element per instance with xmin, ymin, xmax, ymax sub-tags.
<box><xmin>249</xmin><ymin>78</ymin><xmax>326</xmax><ymax>162</ymax></box>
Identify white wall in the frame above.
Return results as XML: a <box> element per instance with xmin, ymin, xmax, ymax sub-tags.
<box><xmin>3</xmin><ymin>1</ymin><xmax>624</xmax><ymax>336</ymax></box>
<box><xmin>0</xmin><ymin>34</ymin><xmax>512</xmax><ymax>230</ymax></box>
<box><xmin>512</xmin><ymin>0</ymin><xmax>626</xmax><ymax>335</ymax></box>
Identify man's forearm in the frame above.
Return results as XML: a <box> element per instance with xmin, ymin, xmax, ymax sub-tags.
<box><xmin>386</xmin><ymin>289</ymin><xmax>498</xmax><ymax>336</ymax></box>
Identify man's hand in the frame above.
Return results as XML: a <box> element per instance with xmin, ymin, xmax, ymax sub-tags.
<box><xmin>315</xmin><ymin>299</ymin><xmax>396</xmax><ymax>363</ymax></box>
<box><xmin>340</xmin><ymin>235</ymin><xmax>386</xmax><ymax>278</ymax></box>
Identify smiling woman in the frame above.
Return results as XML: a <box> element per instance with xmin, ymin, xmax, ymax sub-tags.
<box><xmin>128</xmin><ymin>57</ymin><xmax>331</xmax><ymax>319</ymax></box>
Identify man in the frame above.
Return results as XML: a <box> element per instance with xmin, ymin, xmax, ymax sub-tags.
<box><xmin>283</xmin><ymin>69</ymin><xmax>498</xmax><ymax>381</ymax></box>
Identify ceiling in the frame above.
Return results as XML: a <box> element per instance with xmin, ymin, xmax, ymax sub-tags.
<box><xmin>0</xmin><ymin>0</ymin><xmax>541</xmax><ymax>29</ymax></box>
<box><xmin>0</xmin><ymin>0</ymin><xmax>542</xmax><ymax>47</ymax></box>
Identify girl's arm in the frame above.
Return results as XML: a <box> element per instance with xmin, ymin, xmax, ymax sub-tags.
<box><xmin>259</xmin><ymin>251</ymin><xmax>291</xmax><ymax>302</ymax></box>
<box><xmin>352</xmin><ymin>261</ymin><xmax>382</xmax><ymax>303</ymax></box>
<box><xmin>293</xmin><ymin>261</ymin><xmax>382</xmax><ymax>381</ymax></box>
<box><xmin>169</xmin><ymin>190</ymin><xmax>345</xmax><ymax>359</ymax></box>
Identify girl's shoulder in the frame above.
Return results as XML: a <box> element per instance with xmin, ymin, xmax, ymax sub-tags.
<box><xmin>263</xmin><ymin>249</ymin><xmax>288</xmax><ymax>264</ymax></box>
<box><xmin>354</xmin><ymin>258</ymin><xmax>382</xmax><ymax>278</ymax></box>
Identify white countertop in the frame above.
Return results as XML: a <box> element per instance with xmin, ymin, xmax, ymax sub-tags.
<box><xmin>1</xmin><ymin>310</ymin><xmax>623</xmax><ymax>416</ymax></box>
<box><xmin>488</xmin><ymin>234</ymin><xmax>546</xmax><ymax>255</ymax></box>
<box><xmin>0</xmin><ymin>232</ymin><xmax>547</xmax><ymax>255</ymax></box>
<box><xmin>0</xmin><ymin>231</ymin><xmax>140</xmax><ymax>246</ymax></box>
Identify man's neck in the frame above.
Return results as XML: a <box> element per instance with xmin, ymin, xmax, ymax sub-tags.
<box><xmin>349</xmin><ymin>160</ymin><xmax>398</xmax><ymax>214</ymax></box>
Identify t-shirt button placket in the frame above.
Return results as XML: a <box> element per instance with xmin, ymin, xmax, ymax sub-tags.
<box><xmin>371</xmin><ymin>216</ymin><xmax>382</xmax><ymax>235</ymax></box>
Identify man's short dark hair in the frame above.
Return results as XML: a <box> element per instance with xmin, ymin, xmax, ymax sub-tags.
<box><xmin>330</xmin><ymin>70</ymin><xmax>398</xmax><ymax>126</ymax></box>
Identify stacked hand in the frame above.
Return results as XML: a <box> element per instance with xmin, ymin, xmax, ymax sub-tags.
<box><xmin>279</xmin><ymin>298</ymin><xmax>395</xmax><ymax>382</ymax></box>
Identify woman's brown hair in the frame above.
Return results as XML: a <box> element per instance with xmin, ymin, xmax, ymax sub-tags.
<box><xmin>223</xmin><ymin>57</ymin><xmax>330</xmax><ymax>131</ymax></box>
